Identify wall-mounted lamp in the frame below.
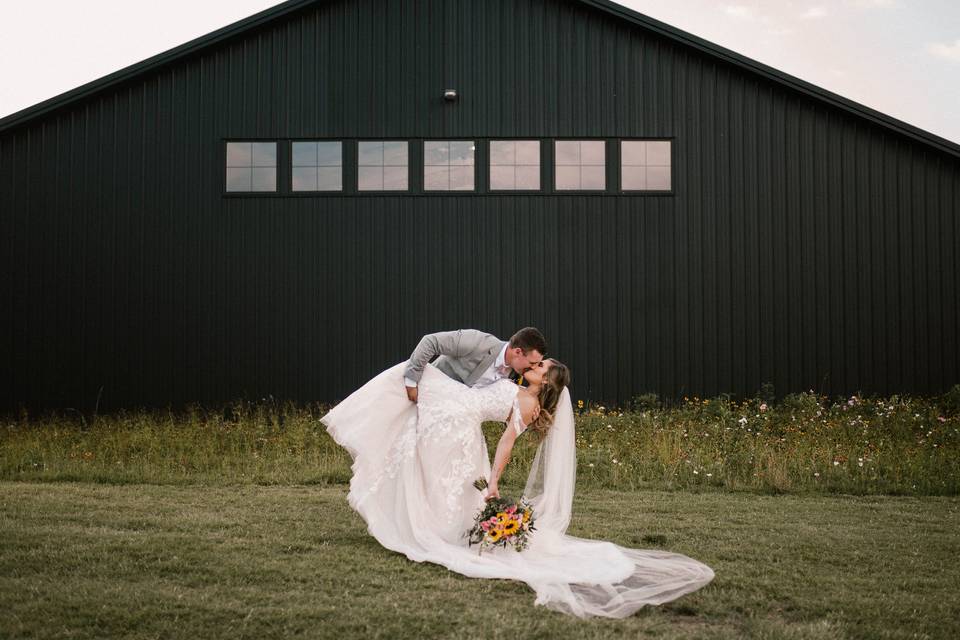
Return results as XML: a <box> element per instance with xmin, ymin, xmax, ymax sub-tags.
<box><xmin>443</xmin><ymin>89</ymin><xmax>458</xmax><ymax>102</ymax></box>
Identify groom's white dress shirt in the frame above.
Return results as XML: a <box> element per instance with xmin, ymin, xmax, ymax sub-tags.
<box><xmin>405</xmin><ymin>343</ymin><xmax>509</xmax><ymax>388</ymax></box>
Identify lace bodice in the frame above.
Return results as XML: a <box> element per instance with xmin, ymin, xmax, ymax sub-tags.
<box><xmin>417</xmin><ymin>365</ymin><xmax>524</xmax><ymax>434</ymax></box>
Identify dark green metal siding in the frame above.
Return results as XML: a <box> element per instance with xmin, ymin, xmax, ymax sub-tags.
<box><xmin>1</xmin><ymin>0</ymin><xmax>958</xmax><ymax>412</ymax></box>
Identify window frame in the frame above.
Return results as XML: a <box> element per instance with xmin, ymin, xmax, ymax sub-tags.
<box><xmin>289</xmin><ymin>139</ymin><xmax>346</xmax><ymax>194</ymax></box>
<box><xmin>356</xmin><ymin>140</ymin><xmax>412</xmax><ymax>194</ymax></box>
<box><xmin>223</xmin><ymin>139</ymin><xmax>280</xmax><ymax>195</ymax></box>
<box><xmin>487</xmin><ymin>139</ymin><xmax>543</xmax><ymax>193</ymax></box>
<box><xmin>552</xmin><ymin>138</ymin><xmax>612</xmax><ymax>194</ymax></box>
<box><xmin>617</xmin><ymin>138</ymin><xmax>675</xmax><ymax>196</ymax></box>
<box><xmin>422</xmin><ymin>139</ymin><xmax>478</xmax><ymax>193</ymax></box>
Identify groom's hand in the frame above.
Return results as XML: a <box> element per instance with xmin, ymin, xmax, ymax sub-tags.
<box><xmin>405</xmin><ymin>386</ymin><xmax>418</xmax><ymax>403</ymax></box>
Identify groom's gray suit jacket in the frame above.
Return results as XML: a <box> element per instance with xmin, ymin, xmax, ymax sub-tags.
<box><xmin>404</xmin><ymin>329</ymin><xmax>507</xmax><ymax>387</ymax></box>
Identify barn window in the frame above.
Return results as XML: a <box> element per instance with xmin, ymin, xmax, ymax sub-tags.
<box><xmin>555</xmin><ymin>140</ymin><xmax>605</xmax><ymax>190</ymax></box>
<box><xmin>292</xmin><ymin>141</ymin><xmax>342</xmax><ymax>191</ymax></box>
<box><xmin>424</xmin><ymin>140</ymin><xmax>475</xmax><ymax>191</ymax></box>
<box><xmin>489</xmin><ymin>140</ymin><xmax>540</xmax><ymax>191</ymax></box>
<box><xmin>225</xmin><ymin>141</ymin><xmax>277</xmax><ymax>192</ymax></box>
<box><xmin>621</xmin><ymin>140</ymin><xmax>672</xmax><ymax>191</ymax></box>
<box><xmin>358</xmin><ymin>141</ymin><xmax>409</xmax><ymax>191</ymax></box>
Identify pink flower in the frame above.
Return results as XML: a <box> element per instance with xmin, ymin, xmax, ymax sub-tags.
<box><xmin>481</xmin><ymin>521</ymin><xmax>491</xmax><ymax>531</ymax></box>
<box><xmin>939</xmin><ymin>416</ymin><xmax>947</xmax><ymax>423</ymax></box>
<box><xmin>506</xmin><ymin>505</ymin><xmax>517</xmax><ymax>515</ymax></box>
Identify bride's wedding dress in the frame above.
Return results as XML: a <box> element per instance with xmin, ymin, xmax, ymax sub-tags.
<box><xmin>321</xmin><ymin>361</ymin><xmax>714</xmax><ymax>618</ymax></box>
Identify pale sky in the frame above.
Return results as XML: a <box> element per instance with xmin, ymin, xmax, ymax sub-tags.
<box><xmin>1</xmin><ymin>0</ymin><xmax>957</xmax><ymax>144</ymax></box>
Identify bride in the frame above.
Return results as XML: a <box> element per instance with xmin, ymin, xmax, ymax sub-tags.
<box><xmin>321</xmin><ymin>354</ymin><xmax>714</xmax><ymax>618</ymax></box>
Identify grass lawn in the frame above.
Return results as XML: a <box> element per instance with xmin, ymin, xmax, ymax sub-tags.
<box><xmin>2</xmin><ymin>481</ymin><xmax>958</xmax><ymax>639</ymax></box>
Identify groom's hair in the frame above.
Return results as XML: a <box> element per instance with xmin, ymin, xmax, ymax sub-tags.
<box><xmin>509</xmin><ymin>327</ymin><xmax>547</xmax><ymax>355</ymax></box>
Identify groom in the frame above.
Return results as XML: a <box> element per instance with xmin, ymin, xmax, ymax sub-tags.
<box><xmin>403</xmin><ymin>327</ymin><xmax>547</xmax><ymax>403</ymax></box>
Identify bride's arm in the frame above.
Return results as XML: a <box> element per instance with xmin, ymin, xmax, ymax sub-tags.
<box><xmin>487</xmin><ymin>396</ymin><xmax>540</xmax><ymax>500</ymax></box>
<box><xmin>487</xmin><ymin>421</ymin><xmax>518</xmax><ymax>501</ymax></box>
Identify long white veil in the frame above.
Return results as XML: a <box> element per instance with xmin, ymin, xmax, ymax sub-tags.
<box><xmin>523</xmin><ymin>386</ymin><xmax>576</xmax><ymax>534</ymax></box>
<box><xmin>516</xmin><ymin>387</ymin><xmax>715</xmax><ymax>618</ymax></box>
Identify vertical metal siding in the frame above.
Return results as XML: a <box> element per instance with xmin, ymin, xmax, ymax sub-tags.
<box><xmin>1</xmin><ymin>0</ymin><xmax>958</xmax><ymax>412</ymax></box>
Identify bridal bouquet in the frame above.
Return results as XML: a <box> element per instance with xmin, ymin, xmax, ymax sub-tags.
<box><xmin>466</xmin><ymin>478</ymin><xmax>535</xmax><ymax>554</ymax></box>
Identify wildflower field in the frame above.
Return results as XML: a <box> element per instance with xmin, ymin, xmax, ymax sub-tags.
<box><xmin>3</xmin><ymin>385</ymin><xmax>959</xmax><ymax>496</ymax></box>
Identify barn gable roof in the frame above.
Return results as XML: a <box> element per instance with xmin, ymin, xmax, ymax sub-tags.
<box><xmin>1</xmin><ymin>0</ymin><xmax>957</xmax><ymax>159</ymax></box>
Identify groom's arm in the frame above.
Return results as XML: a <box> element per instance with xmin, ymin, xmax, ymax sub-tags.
<box><xmin>404</xmin><ymin>330</ymin><xmax>474</xmax><ymax>400</ymax></box>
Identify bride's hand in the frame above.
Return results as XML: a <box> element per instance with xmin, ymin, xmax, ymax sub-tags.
<box><xmin>485</xmin><ymin>486</ymin><xmax>500</xmax><ymax>501</ymax></box>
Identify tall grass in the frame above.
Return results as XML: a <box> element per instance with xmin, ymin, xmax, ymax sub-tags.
<box><xmin>567</xmin><ymin>387</ymin><xmax>960</xmax><ymax>495</ymax></box>
<box><xmin>3</xmin><ymin>386</ymin><xmax>959</xmax><ymax>495</ymax></box>
<box><xmin>0</xmin><ymin>400</ymin><xmax>343</xmax><ymax>486</ymax></box>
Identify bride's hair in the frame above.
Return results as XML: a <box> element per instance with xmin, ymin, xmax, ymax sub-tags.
<box><xmin>528</xmin><ymin>359</ymin><xmax>571</xmax><ymax>437</ymax></box>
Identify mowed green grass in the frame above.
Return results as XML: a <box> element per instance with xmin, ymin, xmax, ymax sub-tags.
<box><xmin>2</xmin><ymin>481</ymin><xmax>958</xmax><ymax>640</ymax></box>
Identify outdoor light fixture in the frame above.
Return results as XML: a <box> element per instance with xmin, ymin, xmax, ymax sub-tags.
<box><xmin>443</xmin><ymin>89</ymin><xmax>458</xmax><ymax>102</ymax></box>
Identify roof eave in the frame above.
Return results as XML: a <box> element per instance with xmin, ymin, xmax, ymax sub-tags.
<box><xmin>580</xmin><ymin>0</ymin><xmax>960</xmax><ymax>160</ymax></box>
<box><xmin>0</xmin><ymin>0</ymin><xmax>318</xmax><ymax>135</ymax></box>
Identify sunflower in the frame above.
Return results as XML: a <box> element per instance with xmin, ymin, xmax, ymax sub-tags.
<box><xmin>522</xmin><ymin>510</ymin><xmax>531</xmax><ymax>523</ymax></box>
<box><xmin>487</xmin><ymin>528</ymin><xmax>503</xmax><ymax>542</ymax></box>
<box><xmin>502</xmin><ymin>519</ymin><xmax>520</xmax><ymax>536</ymax></box>
<box><xmin>496</xmin><ymin>512</ymin><xmax>510</xmax><ymax>525</ymax></box>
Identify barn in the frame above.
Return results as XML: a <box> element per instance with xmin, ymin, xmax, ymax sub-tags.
<box><xmin>1</xmin><ymin>0</ymin><xmax>958</xmax><ymax>413</ymax></box>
